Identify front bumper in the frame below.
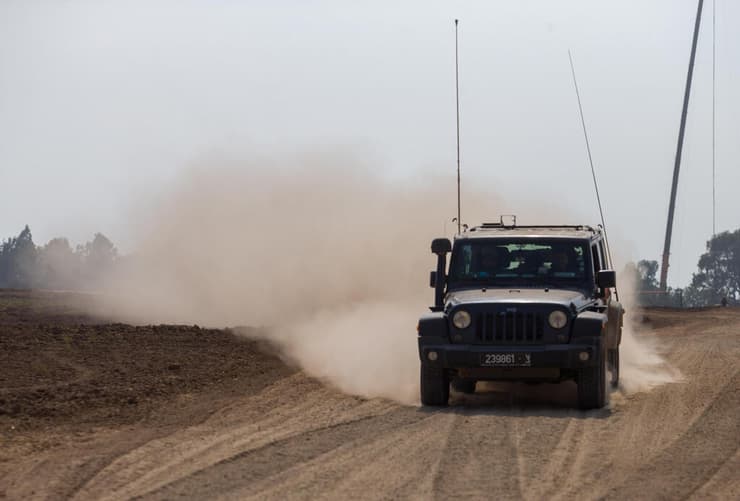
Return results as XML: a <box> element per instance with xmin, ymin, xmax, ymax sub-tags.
<box><xmin>418</xmin><ymin>337</ymin><xmax>602</xmax><ymax>370</ymax></box>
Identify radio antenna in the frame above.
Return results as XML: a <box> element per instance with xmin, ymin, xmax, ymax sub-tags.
<box><xmin>568</xmin><ymin>50</ymin><xmax>618</xmax><ymax>301</ymax></box>
<box><xmin>455</xmin><ymin>19</ymin><xmax>462</xmax><ymax>234</ymax></box>
<box><xmin>712</xmin><ymin>0</ymin><xmax>716</xmax><ymax>236</ymax></box>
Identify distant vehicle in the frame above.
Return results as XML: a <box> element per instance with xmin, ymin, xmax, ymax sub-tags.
<box><xmin>418</xmin><ymin>219</ymin><xmax>623</xmax><ymax>409</ymax></box>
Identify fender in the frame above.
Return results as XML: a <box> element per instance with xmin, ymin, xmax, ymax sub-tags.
<box><xmin>418</xmin><ymin>312</ymin><xmax>448</xmax><ymax>339</ymax></box>
<box><xmin>571</xmin><ymin>311</ymin><xmax>607</xmax><ymax>343</ymax></box>
<box><xmin>606</xmin><ymin>301</ymin><xmax>624</xmax><ymax>349</ymax></box>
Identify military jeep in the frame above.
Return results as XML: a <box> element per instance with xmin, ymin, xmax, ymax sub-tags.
<box><xmin>418</xmin><ymin>220</ymin><xmax>623</xmax><ymax>409</ymax></box>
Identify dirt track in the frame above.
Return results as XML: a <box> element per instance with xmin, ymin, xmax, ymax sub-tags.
<box><xmin>1</xmin><ymin>291</ymin><xmax>738</xmax><ymax>500</ymax></box>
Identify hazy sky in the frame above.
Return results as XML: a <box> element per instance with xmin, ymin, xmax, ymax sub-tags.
<box><xmin>1</xmin><ymin>0</ymin><xmax>738</xmax><ymax>287</ymax></box>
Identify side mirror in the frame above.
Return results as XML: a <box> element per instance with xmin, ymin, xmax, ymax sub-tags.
<box><xmin>597</xmin><ymin>270</ymin><xmax>616</xmax><ymax>289</ymax></box>
<box><xmin>431</xmin><ymin>238</ymin><xmax>451</xmax><ymax>309</ymax></box>
<box><xmin>431</xmin><ymin>238</ymin><xmax>452</xmax><ymax>255</ymax></box>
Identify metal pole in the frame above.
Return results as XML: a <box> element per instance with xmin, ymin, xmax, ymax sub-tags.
<box><xmin>455</xmin><ymin>19</ymin><xmax>462</xmax><ymax>235</ymax></box>
<box><xmin>660</xmin><ymin>0</ymin><xmax>704</xmax><ymax>291</ymax></box>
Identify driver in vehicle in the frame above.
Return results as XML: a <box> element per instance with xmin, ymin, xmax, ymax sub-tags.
<box><xmin>477</xmin><ymin>246</ymin><xmax>509</xmax><ymax>278</ymax></box>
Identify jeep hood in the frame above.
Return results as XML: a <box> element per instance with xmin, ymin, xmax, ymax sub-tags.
<box><xmin>445</xmin><ymin>288</ymin><xmax>592</xmax><ymax>310</ymax></box>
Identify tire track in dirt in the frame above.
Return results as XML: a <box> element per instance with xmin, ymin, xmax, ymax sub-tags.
<box><xmin>6</xmin><ymin>428</ymin><xmax>172</xmax><ymax>501</ymax></box>
<box><xmin>427</xmin><ymin>410</ymin><xmax>523</xmax><ymax>499</ymax></box>
<box><xmin>530</xmin><ymin>313</ymin><xmax>740</xmax><ymax>501</ymax></box>
<box><xmin>144</xmin><ymin>407</ymin><xmax>436</xmax><ymax>500</ymax></box>
<box><xmin>72</xmin><ymin>375</ymin><xmax>398</xmax><ymax>500</ymax></box>
<box><xmin>605</xmin><ymin>369</ymin><xmax>740</xmax><ymax>500</ymax></box>
<box><xmin>434</xmin><ymin>383</ymin><xmax>612</xmax><ymax>501</ymax></box>
<box><xmin>234</xmin><ymin>410</ymin><xmax>457</xmax><ymax>501</ymax></box>
<box><xmin>523</xmin><ymin>417</ymin><xmax>583</xmax><ymax>499</ymax></box>
<box><xmin>689</xmin><ymin>448</ymin><xmax>740</xmax><ymax>499</ymax></box>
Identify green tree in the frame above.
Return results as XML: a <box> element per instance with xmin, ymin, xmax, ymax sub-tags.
<box><xmin>685</xmin><ymin>229</ymin><xmax>740</xmax><ymax>305</ymax></box>
<box><xmin>0</xmin><ymin>225</ymin><xmax>39</xmax><ymax>288</ymax></box>
<box><xmin>38</xmin><ymin>237</ymin><xmax>81</xmax><ymax>289</ymax></box>
<box><xmin>636</xmin><ymin>260</ymin><xmax>660</xmax><ymax>291</ymax></box>
<box><xmin>79</xmin><ymin>233</ymin><xmax>118</xmax><ymax>286</ymax></box>
<box><xmin>0</xmin><ymin>238</ymin><xmax>10</xmax><ymax>287</ymax></box>
<box><xmin>0</xmin><ymin>229</ymin><xmax>122</xmax><ymax>290</ymax></box>
<box><xmin>622</xmin><ymin>259</ymin><xmax>683</xmax><ymax>307</ymax></box>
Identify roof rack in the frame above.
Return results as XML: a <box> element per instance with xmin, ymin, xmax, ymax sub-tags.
<box><xmin>465</xmin><ymin>215</ymin><xmax>598</xmax><ymax>233</ymax></box>
<box><xmin>469</xmin><ymin>224</ymin><xmax>597</xmax><ymax>233</ymax></box>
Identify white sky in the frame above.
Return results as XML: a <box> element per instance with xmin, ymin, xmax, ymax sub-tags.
<box><xmin>1</xmin><ymin>0</ymin><xmax>738</xmax><ymax>287</ymax></box>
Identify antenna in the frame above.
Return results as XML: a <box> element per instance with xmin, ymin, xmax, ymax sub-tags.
<box><xmin>568</xmin><ymin>50</ymin><xmax>619</xmax><ymax>301</ymax></box>
<box><xmin>712</xmin><ymin>0</ymin><xmax>716</xmax><ymax>236</ymax></box>
<box><xmin>454</xmin><ymin>19</ymin><xmax>462</xmax><ymax>234</ymax></box>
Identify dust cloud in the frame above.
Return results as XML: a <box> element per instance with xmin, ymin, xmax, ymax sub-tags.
<box><xmin>99</xmin><ymin>153</ymin><xmax>475</xmax><ymax>404</ymax></box>
<box><xmin>616</xmin><ymin>271</ymin><xmax>683</xmax><ymax>394</ymax></box>
<box><xmin>97</xmin><ymin>152</ymin><xmax>676</xmax><ymax>404</ymax></box>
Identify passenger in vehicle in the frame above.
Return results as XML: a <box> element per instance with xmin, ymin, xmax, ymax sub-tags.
<box><xmin>550</xmin><ymin>248</ymin><xmax>576</xmax><ymax>276</ymax></box>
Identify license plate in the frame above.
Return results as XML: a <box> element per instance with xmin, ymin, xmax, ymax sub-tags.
<box><xmin>480</xmin><ymin>353</ymin><xmax>532</xmax><ymax>367</ymax></box>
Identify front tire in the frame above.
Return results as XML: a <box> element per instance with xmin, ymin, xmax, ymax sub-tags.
<box><xmin>577</xmin><ymin>348</ymin><xmax>606</xmax><ymax>410</ymax></box>
<box><xmin>420</xmin><ymin>365</ymin><xmax>449</xmax><ymax>406</ymax></box>
<box><xmin>608</xmin><ymin>348</ymin><xmax>620</xmax><ymax>389</ymax></box>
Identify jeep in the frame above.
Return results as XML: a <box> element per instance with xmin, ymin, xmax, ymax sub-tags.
<box><xmin>418</xmin><ymin>219</ymin><xmax>623</xmax><ymax>409</ymax></box>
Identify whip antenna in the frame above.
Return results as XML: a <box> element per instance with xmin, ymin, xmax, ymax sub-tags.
<box><xmin>455</xmin><ymin>19</ymin><xmax>462</xmax><ymax>234</ymax></box>
<box><xmin>568</xmin><ymin>50</ymin><xmax>618</xmax><ymax>300</ymax></box>
<box><xmin>712</xmin><ymin>0</ymin><xmax>716</xmax><ymax>236</ymax></box>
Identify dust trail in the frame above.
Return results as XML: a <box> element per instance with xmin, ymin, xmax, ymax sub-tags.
<box><xmin>272</xmin><ymin>301</ymin><xmax>422</xmax><ymax>405</ymax></box>
<box><xmin>617</xmin><ymin>271</ymin><xmax>683</xmax><ymax>394</ymax></box>
<box><xmin>97</xmin><ymin>151</ymin><xmax>674</xmax><ymax>404</ymax></box>
<box><xmin>618</xmin><ymin>323</ymin><xmax>682</xmax><ymax>394</ymax></box>
<box><xmin>98</xmin><ymin>152</ymin><xmax>499</xmax><ymax>404</ymax></box>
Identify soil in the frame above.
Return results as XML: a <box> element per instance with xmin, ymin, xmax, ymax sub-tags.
<box><xmin>1</xmin><ymin>290</ymin><xmax>738</xmax><ymax>500</ymax></box>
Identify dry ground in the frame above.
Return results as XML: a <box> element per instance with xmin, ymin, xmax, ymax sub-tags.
<box><xmin>0</xmin><ymin>290</ymin><xmax>738</xmax><ymax>500</ymax></box>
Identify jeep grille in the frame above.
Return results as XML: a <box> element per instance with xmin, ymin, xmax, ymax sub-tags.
<box><xmin>474</xmin><ymin>312</ymin><xmax>545</xmax><ymax>344</ymax></box>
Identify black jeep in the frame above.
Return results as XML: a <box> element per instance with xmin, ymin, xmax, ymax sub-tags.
<box><xmin>418</xmin><ymin>221</ymin><xmax>623</xmax><ymax>409</ymax></box>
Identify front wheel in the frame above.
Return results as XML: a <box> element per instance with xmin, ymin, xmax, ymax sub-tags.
<box><xmin>608</xmin><ymin>348</ymin><xmax>620</xmax><ymax>389</ymax></box>
<box><xmin>577</xmin><ymin>348</ymin><xmax>606</xmax><ymax>410</ymax></box>
<box><xmin>420</xmin><ymin>365</ymin><xmax>449</xmax><ymax>406</ymax></box>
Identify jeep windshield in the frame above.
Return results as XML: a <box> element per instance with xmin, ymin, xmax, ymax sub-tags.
<box><xmin>447</xmin><ymin>238</ymin><xmax>592</xmax><ymax>292</ymax></box>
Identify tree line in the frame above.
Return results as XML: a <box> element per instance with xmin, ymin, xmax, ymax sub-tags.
<box><xmin>1</xmin><ymin>224</ymin><xmax>738</xmax><ymax>306</ymax></box>
<box><xmin>624</xmin><ymin>228</ymin><xmax>740</xmax><ymax>307</ymax></box>
<box><xmin>0</xmin><ymin>225</ymin><xmax>118</xmax><ymax>290</ymax></box>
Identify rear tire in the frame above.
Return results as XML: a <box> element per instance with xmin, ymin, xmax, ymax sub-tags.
<box><xmin>577</xmin><ymin>348</ymin><xmax>606</xmax><ymax>410</ymax></box>
<box><xmin>608</xmin><ymin>348</ymin><xmax>620</xmax><ymax>389</ymax></box>
<box><xmin>420</xmin><ymin>365</ymin><xmax>449</xmax><ymax>406</ymax></box>
<box><xmin>451</xmin><ymin>378</ymin><xmax>476</xmax><ymax>394</ymax></box>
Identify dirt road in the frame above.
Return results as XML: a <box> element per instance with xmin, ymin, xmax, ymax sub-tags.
<box><xmin>1</xmin><ymin>291</ymin><xmax>738</xmax><ymax>500</ymax></box>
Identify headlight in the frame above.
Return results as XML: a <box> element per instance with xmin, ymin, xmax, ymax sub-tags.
<box><xmin>548</xmin><ymin>310</ymin><xmax>568</xmax><ymax>329</ymax></box>
<box><xmin>452</xmin><ymin>310</ymin><xmax>472</xmax><ymax>329</ymax></box>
